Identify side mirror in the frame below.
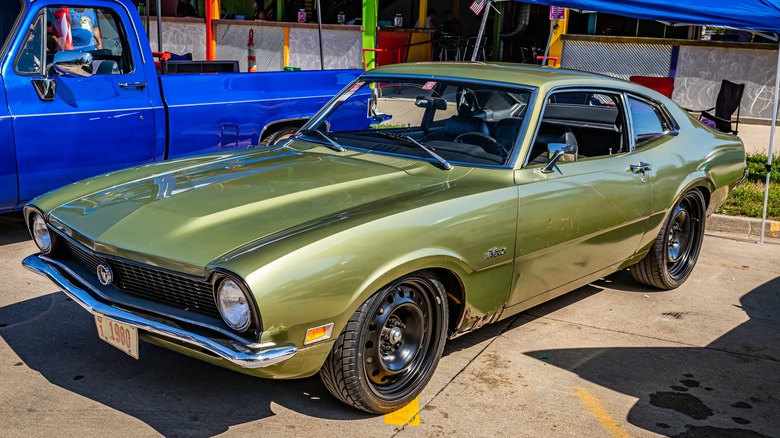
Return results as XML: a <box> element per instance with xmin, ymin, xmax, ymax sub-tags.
<box><xmin>415</xmin><ymin>96</ymin><xmax>447</xmax><ymax>110</ymax></box>
<box><xmin>541</xmin><ymin>142</ymin><xmax>578</xmax><ymax>174</ymax></box>
<box><xmin>52</xmin><ymin>50</ymin><xmax>94</xmax><ymax>77</ymax></box>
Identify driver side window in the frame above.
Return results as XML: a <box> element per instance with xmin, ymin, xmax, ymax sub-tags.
<box><xmin>15</xmin><ymin>7</ymin><xmax>133</xmax><ymax>76</ymax></box>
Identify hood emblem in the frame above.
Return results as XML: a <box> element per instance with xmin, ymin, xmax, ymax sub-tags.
<box><xmin>97</xmin><ymin>264</ymin><xmax>114</xmax><ymax>286</ymax></box>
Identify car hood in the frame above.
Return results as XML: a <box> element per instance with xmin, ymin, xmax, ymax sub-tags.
<box><xmin>48</xmin><ymin>147</ymin><xmax>467</xmax><ymax>274</ymax></box>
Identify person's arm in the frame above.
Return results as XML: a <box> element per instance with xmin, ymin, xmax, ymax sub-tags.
<box><xmin>94</xmin><ymin>25</ymin><xmax>102</xmax><ymax>49</ymax></box>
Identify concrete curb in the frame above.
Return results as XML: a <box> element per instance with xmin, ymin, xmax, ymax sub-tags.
<box><xmin>706</xmin><ymin>214</ymin><xmax>780</xmax><ymax>239</ymax></box>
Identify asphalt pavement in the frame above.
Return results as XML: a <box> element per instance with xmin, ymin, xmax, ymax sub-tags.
<box><xmin>0</xmin><ymin>212</ymin><xmax>778</xmax><ymax>437</ymax></box>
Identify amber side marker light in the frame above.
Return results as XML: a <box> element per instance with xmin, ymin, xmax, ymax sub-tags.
<box><xmin>304</xmin><ymin>323</ymin><xmax>334</xmax><ymax>345</ymax></box>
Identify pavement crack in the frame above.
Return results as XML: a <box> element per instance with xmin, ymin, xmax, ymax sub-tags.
<box><xmin>390</xmin><ymin>314</ymin><xmax>521</xmax><ymax>436</ymax></box>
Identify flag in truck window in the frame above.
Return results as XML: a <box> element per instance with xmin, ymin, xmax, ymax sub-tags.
<box><xmin>469</xmin><ymin>0</ymin><xmax>487</xmax><ymax>15</ymax></box>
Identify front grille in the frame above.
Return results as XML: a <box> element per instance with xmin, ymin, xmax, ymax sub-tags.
<box><xmin>64</xmin><ymin>240</ymin><xmax>220</xmax><ymax>317</ymax></box>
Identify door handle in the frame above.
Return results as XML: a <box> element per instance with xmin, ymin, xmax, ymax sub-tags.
<box><xmin>119</xmin><ymin>82</ymin><xmax>147</xmax><ymax>90</ymax></box>
<box><xmin>630</xmin><ymin>162</ymin><xmax>651</xmax><ymax>183</ymax></box>
<box><xmin>630</xmin><ymin>162</ymin><xmax>651</xmax><ymax>174</ymax></box>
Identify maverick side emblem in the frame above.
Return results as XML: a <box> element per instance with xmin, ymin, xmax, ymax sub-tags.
<box><xmin>484</xmin><ymin>247</ymin><xmax>507</xmax><ymax>259</ymax></box>
<box><xmin>97</xmin><ymin>264</ymin><xmax>114</xmax><ymax>286</ymax></box>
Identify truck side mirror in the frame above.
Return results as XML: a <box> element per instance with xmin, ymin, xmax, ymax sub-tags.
<box><xmin>52</xmin><ymin>51</ymin><xmax>94</xmax><ymax>78</ymax></box>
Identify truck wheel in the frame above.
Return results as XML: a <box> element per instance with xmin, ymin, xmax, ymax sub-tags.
<box><xmin>630</xmin><ymin>189</ymin><xmax>706</xmax><ymax>290</ymax></box>
<box><xmin>259</xmin><ymin>125</ymin><xmax>299</xmax><ymax>146</ymax></box>
<box><xmin>320</xmin><ymin>271</ymin><xmax>448</xmax><ymax>414</ymax></box>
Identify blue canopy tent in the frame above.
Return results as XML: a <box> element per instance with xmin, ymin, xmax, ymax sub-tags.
<box><xmin>520</xmin><ymin>0</ymin><xmax>780</xmax><ymax>32</ymax></box>
<box><xmin>481</xmin><ymin>0</ymin><xmax>780</xmax><ymax>242</ymax></box>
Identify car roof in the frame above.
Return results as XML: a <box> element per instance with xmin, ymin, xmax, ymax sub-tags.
<box><xmin>363</xmin><ymin>62</ymin><xmax>661</xmax><ymax>98</ymax></box>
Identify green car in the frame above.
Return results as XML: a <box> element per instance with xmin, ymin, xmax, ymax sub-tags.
<box><xmin>23</xmin><ymin>63</ymin><xmax>746</xmax><ymax>414</ymax></box>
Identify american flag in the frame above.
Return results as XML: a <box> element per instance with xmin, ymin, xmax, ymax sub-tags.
<box><xmin>469</xmin><ymin>0</ymin><xmax>487</xmax><ymax>15</ymax></box>
<box><xmin>52</xmin><ymin>8</ymin><xmax>73</xmax><ymax>50</ymax></box>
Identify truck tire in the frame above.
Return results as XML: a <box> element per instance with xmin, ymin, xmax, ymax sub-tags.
<box><xmin>320</xmin><ymin>271</ymin><xmax>448</xmax><ymax>414</ymax></box>
<box><xmin>259</xmin><ymin>125</ymin><xmax>299</xmax><ymax>146</ymax></box>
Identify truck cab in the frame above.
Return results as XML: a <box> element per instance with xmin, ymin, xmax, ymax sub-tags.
<box><xmin>0</xmin><ymin>0</ymin><xmax>361</xmax><ymax>213</ymax></box>
<box><xmin>1</xmin><ymin>0</ymin><xmax>165</xmax><ymax>211</ymax></box>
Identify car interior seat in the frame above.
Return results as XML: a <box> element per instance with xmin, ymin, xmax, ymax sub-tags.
<box><xmin>491</xmin><ymin>118</ymin><xmax>522</xmax><ymax>160</ymax></box>
<box><xmin>527</xmin><ymin>127</ymin><xmax>577</xmax><ymax>166</ymax></box>
<box><xmin>93</xmin><ymin>60</ymin><xmax>119</xmax><ymax>74</ymax></box>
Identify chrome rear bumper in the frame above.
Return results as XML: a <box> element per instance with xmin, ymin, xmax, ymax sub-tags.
<box><xmin>734</xmin><ymin>167</ymin><xmax>749</xmax><ymax>189</ymax></box>
<box><xmin>23</xmin><ymin>254</ymin><xmax>297</xmax><ymax>369</ymax></box>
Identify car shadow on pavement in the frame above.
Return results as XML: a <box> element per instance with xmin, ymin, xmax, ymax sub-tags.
<box><xmin>0</xmin><ymin>213</ymin><xmax>30</xmax><ymax>246</ymax></box>
<box><xmin>0</xmin><ymin>292</ymin><xmax>371</xmax><ymax>436</ymax></box>
<box><xmin>522</xmin><ymin>275</ymin><xmax>780</xmax><ymax>438</ymax></box>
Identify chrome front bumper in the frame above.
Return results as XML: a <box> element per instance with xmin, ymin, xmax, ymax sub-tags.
<box><xmin>23</xmin><ymin>254</ymin><xmax>298</xmax><ymax>369</ymax></box>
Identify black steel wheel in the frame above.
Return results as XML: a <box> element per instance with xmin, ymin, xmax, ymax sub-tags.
<box><xmin>630</xmin><ymin>189</ymin><xmax>706</xmax><ymax>289</ymax></box>
<box><xmin>320</xmin><ymin>271</ymin><xmax>448</xmax><ymax>414</ymax></box>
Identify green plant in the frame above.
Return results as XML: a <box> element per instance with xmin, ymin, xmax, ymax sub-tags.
<box><xmin>744</xmin><ymin>153</ymin><xmax>780</xmax><ymax>184</ymax></box>
<box><xmin>716</xmin><ymin>153</ymin><xmax>779</xmax><ymax>220</ymax></box>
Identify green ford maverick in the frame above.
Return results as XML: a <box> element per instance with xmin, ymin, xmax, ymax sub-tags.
<box><xmin>23</xmin><ymin>62</ymin><xmax>747</xmax><ymax>413</ymax></box>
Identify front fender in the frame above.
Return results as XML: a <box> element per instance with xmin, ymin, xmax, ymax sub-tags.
<box><xmin>217</xmin><ymin>184</ymin><xmax>519</xmax><ymax>357</ymax></box>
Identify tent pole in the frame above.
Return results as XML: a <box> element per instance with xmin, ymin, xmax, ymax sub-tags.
<box><xmin>542</xmin><ymin>12</ymin><xmax>558</xmax><ymax>66</ymax></box>
<box><xmin>316</xmin><ymin>0</ymin><xmax>324</xmax><ymax>69</ymax></box>
<box><xmin>156</xmin><ymin>0</ymin><xmax>162</xmax><ymax>53</ymax></box>
<box><xmin>759</xmin><ymin>43</ymin><xmax>779</xmax><ymax>244</ymax></box>
<box><xmin>472</xmin><ymin>0</ymin><xmax>492</xmax><ymax>62</ymax></box>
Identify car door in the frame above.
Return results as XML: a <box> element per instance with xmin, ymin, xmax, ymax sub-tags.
<box><xmin>4</xmin><ymin>4</ymin><xmax>156</xmax><ymax>206</ymax></box>
<box><xmin>507</xmin><ymin>89</ymin><xmax>654</xmax><ymax>307</ymax></box>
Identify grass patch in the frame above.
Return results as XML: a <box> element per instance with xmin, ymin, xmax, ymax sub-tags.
<box><xmin>717</xmin><ymin>153</ymin><xmax>780</xmax><ymax>220</ymax></box>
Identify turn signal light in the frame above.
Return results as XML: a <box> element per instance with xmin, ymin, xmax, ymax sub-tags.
<box><xmin>304</xmin><ymin>323</ymin><xmax>334</xmax><ymax>345</ymax></box>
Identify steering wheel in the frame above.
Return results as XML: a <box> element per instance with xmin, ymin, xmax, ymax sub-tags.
<box><xmin>453</xmin><ymin>132</ymin><xmax>508</xmax><ymax>157</ymax></box>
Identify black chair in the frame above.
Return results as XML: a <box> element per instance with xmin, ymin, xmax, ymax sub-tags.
<box><xmin>691</xmin><ymin>79</ymin><xmax>745</xmax><ymax>135</ymax></box>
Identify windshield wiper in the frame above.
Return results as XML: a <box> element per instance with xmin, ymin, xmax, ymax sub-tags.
<box><xmin>375</xmin><ymin>132</ymin><xmax>452</xmax><ymax>170</ymax></box>
<box><xmin>297</xmin><ymin>129</ymin><xmax>345</xmax><ymax>152</ymax></box>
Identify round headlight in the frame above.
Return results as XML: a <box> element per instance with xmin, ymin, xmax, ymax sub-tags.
<box><xmin>216</xmin><ymin>279</ymin><xmax>251</xmax><ymax>331</ymax></box>
<box><xmin>32</xmin><ymin>214</ymin><xmax>52</xmax><ymax>253</ymax></box>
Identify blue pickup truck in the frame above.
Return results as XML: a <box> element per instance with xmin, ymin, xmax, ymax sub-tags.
<box><xmin>0</xmin><ymin>0</ymin><xmax>361</xmax><ymax>213</ymax></box>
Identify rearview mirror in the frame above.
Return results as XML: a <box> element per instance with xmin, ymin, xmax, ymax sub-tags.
<box><xmin>415</xmin><ymin>97</ymin><xmax>447</xmax><ymax>110</ymax></box>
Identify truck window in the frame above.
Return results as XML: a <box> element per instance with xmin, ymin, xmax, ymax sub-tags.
<box><xmin>0</xmin><ymin>0</ymin><xmax>23</xmax><ymax>52</ymax></box>
<box><xmin>15</xmin><ymin>6</ymin><xmax>134</xmax><ymax>76</ymax></box>
<box><xmin>15</xmin><ymin>14</ymin><xmax>44</xmax><ymax>74</ymax></box>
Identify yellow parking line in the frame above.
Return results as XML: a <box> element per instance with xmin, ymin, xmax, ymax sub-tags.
<box><xmin>384</xmin><ymin>397</ymin><xmax>421</xmax><ymax>426</ymax></box>
<box><xmin>573</xmin><ymin>388</ymin><xmax>630</xmax><ymax>438</ymax></box>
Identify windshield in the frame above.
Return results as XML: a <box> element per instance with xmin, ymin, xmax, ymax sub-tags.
<box><xmin>304</xmin><ymin>78</ymin><xmax>532</xmax><ymax>167</ymax></box>
<box><xmin>0</xmin><ymin>0</ymin><xmax>23</xmax><ymax>54</ymax></box>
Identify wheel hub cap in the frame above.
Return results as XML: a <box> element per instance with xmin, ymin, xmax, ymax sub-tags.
<box><xmin>388</xmin><ymin>327</ymin><xmax>403</xmax><ymax>345</ymax></box>
<box><xmin>667</xmin><ymin>207</ymin><xmax>690</xmax><ymax>263</ymax></box>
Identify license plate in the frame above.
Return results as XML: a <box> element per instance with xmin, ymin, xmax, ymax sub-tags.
<box><xmin>94</xmin><ymin>315</ymin><xmax>139</xmax><ymax>359</ymax></box>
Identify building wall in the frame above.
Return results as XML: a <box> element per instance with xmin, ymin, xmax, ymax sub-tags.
<box><xmin>561</xmin><ymin>35</ymin><xmax>779</xmax><ymax>121</ymax></box>
<box><xmin>214</xmin><ymin>21</ymin><xmax>363</xmax><ymax>72</ymax></box>
<box><xmin>675</xmin><ymin>46</ymin><xmax>779</xmax><ymax>120</ymax></box>
<box><xmin>147</xmin><ymin>18</ymin><xmax>207</xmax><ymax>60</ymax></box>
<box><xmin>288</xmin><ymin>27</ymin><xmax>363</xmax><ymax>70</ymax></box>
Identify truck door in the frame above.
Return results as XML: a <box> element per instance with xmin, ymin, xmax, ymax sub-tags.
<box><xmin>4</xmin><ymin>5</ymin><xmax>156</xmax><ymax>206</ymax></box>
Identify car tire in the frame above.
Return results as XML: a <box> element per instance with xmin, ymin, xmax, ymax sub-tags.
<box><xmin>630</xmin><ymin>189</ymin><xmax>706</xmax><ymax>290</ymax></box>
<box><xmin>320</xmin><ymin>271</ymin><xmax>448</xmax><ymax>414</ymax></box>
<box><xmin>259</xmin><ymin>125</ymin><xmax>299</xmax><ymax>146</ymax></box>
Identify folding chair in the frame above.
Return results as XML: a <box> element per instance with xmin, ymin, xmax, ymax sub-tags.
<box><xmin>689</xmin><ymin>79</ymin><xmax>745</xmax><ymax>135</ymax></box>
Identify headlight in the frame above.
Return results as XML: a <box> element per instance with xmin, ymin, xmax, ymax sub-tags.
<box><xmin>216</xmin><ymin>279</ymin><xmax>252</xmax><ymax>332</ymax></box>
<box><xmin>31</xmin><ymin>213</ymin><xmax>52</xmax><ymax>253</ymax></box>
